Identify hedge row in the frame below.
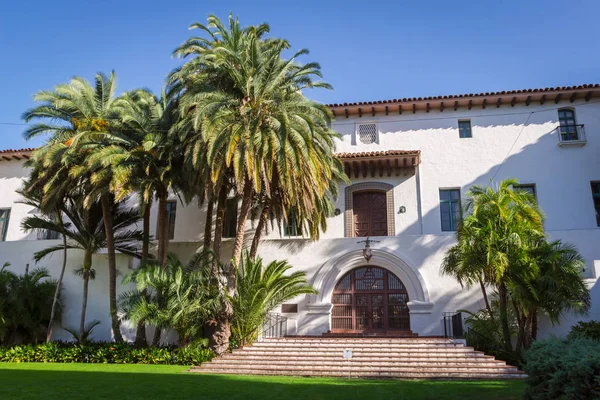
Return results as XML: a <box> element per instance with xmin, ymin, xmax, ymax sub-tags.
<box><xmin>0</xmin><ymin>342</ymin><xmax>214</xmax><ymax>365</ymax></box>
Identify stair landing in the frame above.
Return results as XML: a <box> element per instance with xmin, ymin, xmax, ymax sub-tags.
<box><xmin>191</xmin><ymin>337</ymin><xmax>526</xmax><ymax>380</ymax></box>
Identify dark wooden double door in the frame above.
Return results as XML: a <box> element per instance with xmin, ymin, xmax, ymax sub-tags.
<box><xmin>331</xmin><ymin>266</ymin><xmax>410</xmax><ymax>333</ymax></box>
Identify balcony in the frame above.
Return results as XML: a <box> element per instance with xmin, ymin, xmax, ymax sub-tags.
<box><xmin>554</xmin><ymin>124</ymin><xmax>587</xmax><ymax>147</ymax></box>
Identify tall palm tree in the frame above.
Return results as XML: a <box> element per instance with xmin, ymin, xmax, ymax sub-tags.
<box><xmin>22</xmin><ymin>71</ymin><xmax>127</xmax><ymax>341</ymax></box>
<box><xmin>442</xmin><ymin>178</ymin><xmax>544</xmax><ymax>352</ymax></box>
<box><xmin>170</xmin><ymin>15</ymin><xmax>342</xmax><ymax>353</ymax></box>
<box><xmin>21</xmin><ymin>196</ymin><xmax>143</xmax><ymax>340</ymax></box>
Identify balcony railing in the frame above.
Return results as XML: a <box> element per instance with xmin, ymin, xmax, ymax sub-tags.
<box><xmin>554</xmin><ymin>124</ymin><xmax>586</xmax><ymax>147</ymax></box>
<box><xmin>37</xmin><ymin>230</ymin><xmax>60</xmax><ymax>240</ymax></box>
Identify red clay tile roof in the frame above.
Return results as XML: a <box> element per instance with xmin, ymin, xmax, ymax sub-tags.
<box><xmin>326</xmin><ymin>84</ymin><xmax>600</xmax><ymax>108</ymax></box>
<box><xmin>0</xmin><ymin>148</ymin><xmax>34</xmax><ymax>161</ymax></box>
<box><xmin>0</xmin><ymin>148</ymin><xmax>36</xmax><ymax>154</ymax></box>
<box><xmin>335</xmin><ymin>150</ymin><xmax>420</xmax><ymax>159</ymax></box>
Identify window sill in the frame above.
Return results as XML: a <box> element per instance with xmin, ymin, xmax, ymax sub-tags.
<box><xmin>558</xmin><ymin>139</ymin><xmax>587</xmax><ymax>147</ymax></box>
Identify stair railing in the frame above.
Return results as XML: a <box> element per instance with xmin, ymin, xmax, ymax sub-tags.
<box><xmin>258</xmin><ymin>313</ymin><xmax>288</xmax><ymax>342</ymax></box>
<box><xmin>442</xmin><ymin>311</ymin><xmax>464</xmax><ymax>338</ymax></box>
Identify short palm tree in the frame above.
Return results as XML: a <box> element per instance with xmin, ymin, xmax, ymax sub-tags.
<box><xmin>231</xmin><ymin>252</ymin><xmax>317</xmax><ymax>346</ymax></box>
<box><xmin>119</xmin><ymin>252</ymin><xmax>222</xmax><ymax>346</ymax></box>
<box><xmin>21</xmin><ymin>196</ymin><xmax>142</xmax><ymax>340</ymax></box>
<box><xmin>441</xmin><ymin>178</ymin><xmax>544</xmax><ymax>352</ymax></box>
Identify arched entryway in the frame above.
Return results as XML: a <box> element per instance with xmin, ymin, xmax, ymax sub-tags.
<box><xmin>331</xmin><ymin>266</ymin><xmax>410</xmax><ymax>333</ymax></box>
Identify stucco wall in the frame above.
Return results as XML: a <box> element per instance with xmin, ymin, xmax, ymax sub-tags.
<box><xmin>1</xmin><ymin>99</ymin><xmax>599</xmax><ymax>340</ymax></box>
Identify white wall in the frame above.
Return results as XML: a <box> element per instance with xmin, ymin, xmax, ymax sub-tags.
<box><xmin>1</xmin><ymin>98</ymin><xmax>599</xmax><ymax>340</ymax></box>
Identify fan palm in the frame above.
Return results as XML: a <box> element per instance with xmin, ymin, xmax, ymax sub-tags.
<box><xmin>22</xmin><ymin>71</ymin><xmax>129</xmax><ymax>341</ymax></box>
<box><xmin>231</xmin><ymin>252</ymin><xmax>317</xmax><ymax>346</ymax></box>
<box><xmin>21</xmin><ymin>196</ymin><xmax>142</xmax><ymax>340</ymax></box>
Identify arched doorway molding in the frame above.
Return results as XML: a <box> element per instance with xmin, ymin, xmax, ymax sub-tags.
<box><xmin>306</xmin><ymin>247</ymin><xmax>433</xmax><ymax>316</ymax></box>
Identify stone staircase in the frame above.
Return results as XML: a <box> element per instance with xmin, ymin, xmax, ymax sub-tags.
<box><xmin>191</xmin><ymin>337</ymin><xmax>526</xmax><ymax>379</ymax></box>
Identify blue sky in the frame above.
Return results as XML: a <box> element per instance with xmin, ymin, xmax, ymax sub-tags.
<box><xmin>2</xmin><ymin>0</ymin><xmax>599</xmax><ymax>149</ymax></box>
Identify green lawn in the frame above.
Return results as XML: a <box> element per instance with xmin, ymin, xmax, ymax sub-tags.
<box><xmin>0</xmin><ymin>363</ymin><xmax>524</xmax><ymax>400</ymax></box>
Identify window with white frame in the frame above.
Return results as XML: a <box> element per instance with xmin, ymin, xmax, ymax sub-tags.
<box><xmin>356</xmin><ymin>123</ymin><xmax>378</xmax><ymax>144</ymax></box>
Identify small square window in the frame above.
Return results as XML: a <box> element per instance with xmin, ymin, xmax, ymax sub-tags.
<box><xmin>458</xmin><ymin>120</ymin><xmax>472</xmax><ymax>138</ymax></box>
<box><xmin>514</xmin><ymin>184</ymin><xmax>537</xmax><ymax>199</ymax></box>
<box><xmin>357</xmin><ymin>123</ymin><xmax>378</xmax><ymax>144</ymax></box>
<box><xmin>284</xmin><ymin>211</ymin><xmax>302</xmax><ymax>237</ymax></box>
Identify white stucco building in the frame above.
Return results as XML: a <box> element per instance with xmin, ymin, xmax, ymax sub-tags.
<box><xmin>1</xmin><ymin>84</ymin><xmax>599</xmax><ymax>341</ymax></box>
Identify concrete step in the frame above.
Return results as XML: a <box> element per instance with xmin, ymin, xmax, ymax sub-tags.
<box><xmin>191</xmin><ymin>367</ymin><xmax>526</xmax><ymax>379</ymax></box>
<box><xmin>234</xmin><ymin>348</ymin><xmax>480</xmax><ymax>356</ymax></box>
<box><xmin>262</xmin><ymin>338</ymin><xmax>454</xmax><ymax>344</ymax></box>
<box><xmin>198</xmin><ymin>363</ymin><xmax>518</xmax><ymax>373</ymax></box>
<box><xmin>211</xmin><ymin>358</ymin><xmax>508</xmax><ymax>368</ymax></box>
<box><xmin>251</xmin><ymin>342</ymin><xmax>465</xmax><ymax>349</ymax></box>
<box><xmin>221</xmin><ymin>354</ymin><xmax>496</xmax><ymax>362</ymax></box>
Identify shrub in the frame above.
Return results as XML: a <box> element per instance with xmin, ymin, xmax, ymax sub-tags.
<box><xmin>523</xmin><ymin>337</ymin><xmax>600</xmax><ymax>400</ymax></box>
<box><xmin>568</xmin><ymin>320</ymin><xmax>600</xmax><ymax>341</ymax></box>
<box><xmin>0</xmin><ymin>342</ymin><xmax>213</xmax><ymax>365</ymax></box>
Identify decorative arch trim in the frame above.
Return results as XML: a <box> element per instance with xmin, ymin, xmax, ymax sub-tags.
<box><xmin>307</xmin><ymin>247</ymin><xmax>432</xmax><ymax>316</ymax></box>
<box><xmin>345</xmin><ymin>182</ymin><xmax>395</xmax><ymax>237</ymax></box>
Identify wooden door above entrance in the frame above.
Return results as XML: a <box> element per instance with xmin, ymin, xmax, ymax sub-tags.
<box><xmin>331</xmin><ymin>266</ymin><xmax>410</xmax><ymax>334</ymax></box>
<box><xmin>353</xmin><ymin>191</ymin><xmax>388</xmax><ymax>237</ymax></box>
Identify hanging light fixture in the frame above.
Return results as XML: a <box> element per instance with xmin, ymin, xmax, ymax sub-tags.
<box><xmin>357</xmin><ymin>237</ymin><xmax>379</xmax><ymax>263</ymax></box>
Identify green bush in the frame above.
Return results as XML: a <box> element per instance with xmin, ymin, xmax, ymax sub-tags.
<box><xmin>523</xmin><ymin>337</ymin><xmax>600</xmax><ymax>400</ymax></box>
<box><xmin>0</xmin><ymin>342</ymin><xmax>213</xmax><ymax>365</ymax></box>
<box><xmin>568</xmin><ymin>320</ymin><xmax>600</xmax><ymax>341</ymax></box>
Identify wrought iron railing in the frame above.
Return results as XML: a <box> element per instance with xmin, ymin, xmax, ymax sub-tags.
<box><xmin>442</xmin><ymin>311</ymin><xmax>464</xmax><ymax>339</ymax></box>
<box><xmin>553</xmin><ymin>124</ymin><xmax>586</xmax><ymax>144</ymax></box>
<box><xmin>259</xmin><ymin>313</ymin><xmax>288</xmax><ymax>341</ymax></box>
<box><xmin>37</xmin><ymin>230</ymin><xmax>60</xmax><ymax>240</ymax></box>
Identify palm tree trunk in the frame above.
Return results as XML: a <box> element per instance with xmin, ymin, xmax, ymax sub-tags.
<box><xmin>531</xmin><ymin>308</ymin><xmax>539</xmax><ymax>341</ymax></box>
<box><xmin>46</xmin><ymin>212</ymin><xmax>67</xmax><ymax>342</ymax></box>
<box><xmin>478</xmin><ymin>277</ymin><xmax>495</xmax><ymax>324</ymax></box>
<box><xmin>134</xmin><ymin>201</ymin><xmax>151</xmax><ymax>347</ymax></box>
<box><xmin>152</xmin><ymin>328</ymin><xmax>161</xmax><ymax>346</ymax></box>
<box><xmin>498</xmin><ymin>281</ymin><xmax>512</xmax><ymax>352</ymax></box>
<box><xmin>100</xmin><ymin>193</ymin><xmax>123</xmax><ymax>342</ymax></box>
<box><xmin>79</xmin><ymin>250</ymin><xmax>92</xmax><ymax>340</ymax></box>
<box><xmin>250</xmin><ymin>204</ymin><xmax>269</xmax><ymax>259</ymax></box>
<box><xmin>213</xmin><ymin>185</ymin><xmax>227</xmax><ymax>262</ymax></box>
<box><xmin>231</xmin><ymin>178</ymin><xmax>253</xmax><ymax>266</ymax></box>
<box><xmin>157</xmin><ymin>191</ymin><xmax>169</xmax><ymax>268</ymax></box>
<box><xmin>203</xmin><ymin>196</ymin><xmax>214</xmax><ymax>252</ymax></box>
<box><xmin>210</xmin><ymin>178</ymin><xmax>252</xmax><ymax>356</ymax></box>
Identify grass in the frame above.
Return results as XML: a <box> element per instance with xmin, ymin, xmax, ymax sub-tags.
<box><xmin>0</xmin><ymin>363</ymin><xmax>525</xmax><ymax>400</ymax></box>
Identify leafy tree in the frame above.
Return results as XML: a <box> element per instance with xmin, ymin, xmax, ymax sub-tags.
<box><xmin>0</xmin><ymin>264</ymin><xmax>60</xmax><ymax>345</ymax></box>
<box><xmin>231</xmin><ymin>252</ymin><xmax>317</xmax><ymax>346</ymax></box>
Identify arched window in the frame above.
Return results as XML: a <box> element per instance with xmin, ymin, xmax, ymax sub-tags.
<box><xmin>558</xmin><ymin>108</ymin><xmax>578</xmax><ymax>141</ymax></box>
<box><xmin>331</xmin><ymin>266</ymin><xmax>410</xmax><ymax>332</ymax></box>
